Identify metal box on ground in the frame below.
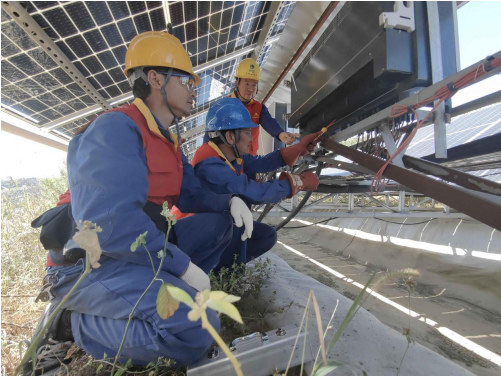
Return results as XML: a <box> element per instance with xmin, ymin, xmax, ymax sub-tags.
<box><xmin>187</xmin><ymin>325</ymin><xmax>314</xmax><ymax>376</ymax></box>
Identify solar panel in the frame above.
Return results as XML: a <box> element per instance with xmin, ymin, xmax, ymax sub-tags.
<box><xmin>1</xmin><ymin>1</ymin><xmax>295</xmax><ymax>140</ymax></box>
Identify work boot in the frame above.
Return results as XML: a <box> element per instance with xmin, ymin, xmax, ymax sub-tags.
<box><xmin>22</xmin><ymin>303</ymin><xmax>74</xmax><ymax>375</ymax></box>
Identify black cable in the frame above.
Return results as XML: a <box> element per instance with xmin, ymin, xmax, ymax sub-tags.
<box><xmin>281</xmin><ymin>217</ymin><xmax>338</xmax><ymax>229</ymax></box>
<box><xmin>372</xmin><ymin>218</ymin><xmax>436</xmax><ymax>225</ymax></box>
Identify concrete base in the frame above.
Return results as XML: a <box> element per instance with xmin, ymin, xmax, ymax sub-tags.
<box><xmin>256</xmin><ymin>253</ymin><xmax>474</xmax><ymax>376</ymax></box>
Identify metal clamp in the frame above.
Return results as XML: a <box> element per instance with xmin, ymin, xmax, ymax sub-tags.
<box><xmin>276</xmin><ymin>328</ymin><xmax>287</xmax><ymax>337</ymax></box>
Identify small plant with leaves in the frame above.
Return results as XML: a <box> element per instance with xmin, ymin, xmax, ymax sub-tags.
<box><xmin>15</xmin><ymin>220</ymin><xmax>103</xmax><ymax>376</ymax></box>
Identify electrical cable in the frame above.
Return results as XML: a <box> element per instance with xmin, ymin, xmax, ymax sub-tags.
<box><xmin>371</xmin><ymin>56</ymin><xmax>501</xmax><ymax>193</ymax></box>
<box><xmin>281</xmin><ymin>217</ymin><xmax>436</xmax><ymax>229</ymax></box>
<box><xmin>281</xmin><ymin>217</ymin><xmax>338</xmax><ymax>229</ymax></box>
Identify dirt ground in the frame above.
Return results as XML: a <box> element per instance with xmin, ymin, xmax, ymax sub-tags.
<box><xmin>270</xmin><ymin>221</ymin><xmax>501</xmax><ymax>376</ymax></box>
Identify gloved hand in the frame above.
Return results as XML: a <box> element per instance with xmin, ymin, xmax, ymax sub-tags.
<box><xmin>279</xmin><ymin>171</ymin><xmax>320</xmax><ymax>198</ymax></box>
<box><xmin>280</xmin><ymin>131</ymin><xmax>323</xmax><ymax>168</ymax></box>
<box><xmin>230</xmin><ymin>197</ymin><xmax>253</xmax><ymax>241</ymax></box>
<box><xmin>180</xmin><ymin>262</ymin><xmax>211</xmax><ymax>291</ymax></box>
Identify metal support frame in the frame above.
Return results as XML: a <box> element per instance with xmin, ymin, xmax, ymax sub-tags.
<box><xmin>379</xmin><ymin>121</ymin><xmax>404</xmax><ymax>167</ymax></box>
<box><xmin>258</xmin><ymin>211</ymin><xmax>472</xmax><ymax>219</ymax></box>
<box><xmin>321</xmin><ymin>138</ymin><xmax>501</xmax><ymax>231</ymax></box>
<box><xmin>251</xmin><ymin>1</ymin><xmax>282</xmax><ymax>62</ymax></box>
<box><xmin>403</xmin><ymin>155</ymin><xmax>501</xmax><ymax>197</ymax></box>
<box><xmin>303</xmin><ymin>194</ymin><xmax>335</xmax><ymax>209</ymax></box>
<box><xmin>427</xmin><ymin>1</ymin><xmax>448</xmax><ymax>158</ymax></box>
<box><xmin>1</xmin><ymin>2</ymin><xmax>112</xmax><ymax>113</ymax></box>
<box><xmin>330</xmin><ymin>50</ymin><xmax>501</xmax><ymax>142</ymax></box>
<box><xmin>362</xmin><ymin>193</ymin><xmax>398</xmax><ymax>213</ymax></box>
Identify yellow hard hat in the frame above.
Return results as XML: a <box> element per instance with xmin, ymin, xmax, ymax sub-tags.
<box><xmin>124</xmin><ymin>31</ymin><xmax>201</xmax><ymax>85</ymax></box>
<box><xmin>235</xmin><ymin>58</ymin><xmax>260</xmax><ymax>81</ymax></box>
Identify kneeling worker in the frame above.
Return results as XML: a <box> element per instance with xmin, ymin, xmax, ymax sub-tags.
<box><xmin>173</xmin><ymin>98</ymin><xmax>321</xmax><ymax>269</ymax></box>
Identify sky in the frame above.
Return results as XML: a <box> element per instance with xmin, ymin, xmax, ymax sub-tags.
<box><xmin>1</xmin><ymin>1</ymin><xmax>501</xmax><ymax>180</ymax></box>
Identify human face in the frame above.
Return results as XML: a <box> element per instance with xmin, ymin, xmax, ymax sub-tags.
<box><xmin>236</xmin><ymin>78</ymin><xmax>258</xmax><ymax>101</ymax></box>
<box><xmin>159</xmin><ymin>72</ymin><xmax>196</xmax><ymax>117</ymax></box>
<box><xmin>236</xmin><ymin>128</ymin><xmax>253</xmax><ymax>155</ymax></box>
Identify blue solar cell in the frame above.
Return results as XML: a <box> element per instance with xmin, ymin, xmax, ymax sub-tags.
<box><xmin>73</xmin><ymin>61</ymin><xmax>91</xmax><ymax>77</ymax></box>
<box><xmin>211</xmin><ymin>1</ymin><xmax>223</xmax><ymax>13</ymax></box>
<box><xmin>1</xmin><ymin>22</ymin><xmax>38</xmax><ymax>50</ymax></box>
<box><xmin>232</xmin><ymin>4</ymin><xmax>245</xmax><ymax>24</ymax></box>
<box><xmin>81</xmin><ymin>55</ymin><xmax>105</xmax><ymax>75</ymax></box>
<box><xmin>33</xmin><ymin>73</ymin><xmax>61</xmax><ymax>90</ymax></box>
<box><xmin>134</xmin><ymin>13</ymin><xmax>152</xmax><ymax>34</ymax></box>
<box><xmin>117</xmin><ymin>81</ymin><xmax>132</xmax><ymax>94</ymax></box>
<box><xmin>54</xmin><ymin>103</ymin><xmax>74</xmax><ymax>116</ymax></box>
<box><xmin>66</xmin><ymin>35</ymin><xmax>93</xmax><ymax>58</ymax></box>
<box><xmin>150</xmin><ymin>9</ymin><xmax>165</xmax><ymax>31</ymax></box>
<box><xmin>129</xmin><ymin>2</ymin><xmax>146</xmax><ymax>14</ymax></box>
<box><xmin>109</xmin><ymin>67</ymin><xmax>125</xmax><ymax>82</ymax></box>
<box><xmin>98</xmin><ymin>89</ymin><xmax>111</xmax><ymax>99</ymax></box>
<box><xmin>223</xmin><ymin>2</ymin><xmax>235</xmax><ymax>10</ymax></box>
<box><xmin>112</xmin><ymin>45</ymin><xmax>127</xmax><ymax>66</ymax></box>
<box><xmin>208</xmin><ymin>32</ymin><xmax>218</xmax><ymax>48</ymax></box>
<box><xmin>97</xmin><ymin>50</ymin><xmax>118</xmax><ymax>69</ymax></box>
<box><xmin>33</xmin><ymin>2</ymin><xmax>56</xmax><ymax>10</ymax></box>
<box><xmin>186</xmin><ymin>21</ymin><xmax>197</xmax><ymax>41</ymax></box>
<box><xmin>27</xmin><ymin>48</ymin><xmax>58</xmax><ymax>70</ymax></box>
<box><xmin>17</xmin><ymin>78</ymin><xmax>47</xmax><ymax>96</ymax></box>
<box><xmin>198</xmin><ymin>17</ymin><xmax>209</xmax><ymax>37</ymax></box>
<box><xmin>228</xmin><ymin>24</ymin><xmax>239</xmax><ymax>41</ymax></box>
<box><xmin>67</xmin><ymin>83</ymin><xmax>86</xmax><ymax>97</ymax></box>
<box><xmin>95</xmin><ymin>72</ymin><xmax>114</xmax><ymax>87</ymax></box>
<box><xmin>65</xmin><ymin>2</ymin><xmax>95</xmax><ymax>32</ymax></box>
<box><xmin>40</xmin><ymin>108</ymin><xmax>63</xmax><ymax>121</ymax></box>
<box><xmin>117</xmin><ymin>18</ymin><xmax>137</xmax><ymax>43</ymax></box>
<box><xmin>84</xmin><ymin>29</ymin><xmax>108</xmax><ymax>53</ymax></box>
<box><xmin>102</xmin><ymin>24</ymin><xmax>123</xmax><ymax>47</ymax></box>
<box><xmin>80</xmin><ymin>95</ymin><xmax>96</xmax><ymax>106</ymax></box>
<box><xmin>169</xmin><ymin>3</ymin><xmax>183</xmax><ymax>26</ymax></box>
<box><xmin>31</xmin><ymin>14</ymin><xmax>58</xmax><ymax>40</ymax></box>
<box><xmin>1</xmin><ymin>34</ymin><xmax>20</xmax><ymax>57</ymax></box>
<box><xmin>87</xmin><ymin>2</ymin><xmax>113</xmax><ymax>25</ymax></box>
<box><xmin>198</xmin><ymin>2</ymin><xmax>210</xmax><ymax>17</ymax></box>
<box><xmin>55</xmin><ymin>41</ymin><xmax>78</xmax><ymax>61</ymax></box>
<box><xmin>172</xmin><ymin>26</ymin><xmax>185</xmax><ymax>43</ymax></box>
<box><xmin>31</xmin><ymin>114</ymin><xmax>49</xmax><ymax>125</ymax></box>
<box><xmin>221</xmin><ymin>9</ymin><xmax>232</xmax><ymax>29</ymax></box>
<box><xmin>87</xmin><ymin>76</ymin><xmax>101</xmax><ymax>90</ymax></box>
<box><xmin>12</xmin><ymin>103</ymin><xmax>35</xmax><ymax>116</ymax></box>
<box><xmin>37</xmin><ymin>92</ymin><xmax>62</xmax><ymax>107</ymax></box>
<box><xmin>147</xmin><ymin>2</ymin><xmax>162</xmax><ymax>9</ymax></box>
<box><xmin>187</xmin><ymin>40</ymin><xmax>197</xmax><ymax>57</ymax></box>
<box><xmin>109</xmin><ymin>2</ymin><xmax>130</xmax><ymax>20</ymax></box>
<box><xmin>106</xmin><ymin>85</ymin><xmax>122</xmax><ymax>98</ymax></box>
<box><xmin>23</xmin><ymin>99</ymin><xmax>49</xmax><ymax>112</ymax></box>
<box><xmin>53</xmin><ymin>87</ymin><xmax>75</xmax><ymax>101</ymax></box>
<box><xmin>2</xmin><ymin>9</ymin><xmax>11</xmax><ymax>22</ymax></box>
<box><xmin>2</xmin><ymin>85</ymin><xmax>31</xmax><ymax>102</ymax></box>
<box><xmin>43</xmin><ymin>8</ymin><xmax>78</xmax><ymax>38</ymax></box>
<box><xmin>66</xmin><ymin>98</ymin><xmax>87</xmax><ymax>111</ymax></box>
<box><xmin>184</xmin><ymin>1</ymin><xmax>197</xmax><ymax>22</ymax></box>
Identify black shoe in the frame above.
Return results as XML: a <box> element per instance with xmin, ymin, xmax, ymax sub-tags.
<box><xmin>22</xmin><ymin>303</ymin><xmax>74</xmax><ymax>375</ymax></box>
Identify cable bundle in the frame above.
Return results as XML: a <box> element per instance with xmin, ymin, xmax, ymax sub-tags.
<box><xmin>371</xmin><ymin>56</ymin><xmax>501</xmax><ymax>193</ymax></box>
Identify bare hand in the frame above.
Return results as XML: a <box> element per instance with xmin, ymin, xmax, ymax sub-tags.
<box><xmin>278</xmin><ymin>132</ymin><xmax>299</xmax><ymax>145</ymax></box>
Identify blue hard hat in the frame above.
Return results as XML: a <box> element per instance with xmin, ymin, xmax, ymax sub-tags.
<box><xmin>206</xmin><ymin>98</ymin><xmax>258</xmax><ymax>132</ymax></box>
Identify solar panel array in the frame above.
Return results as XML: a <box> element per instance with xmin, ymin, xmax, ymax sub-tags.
<box><xmin>1</xmin><ymin>1</ymin><xmax>296</xmax><ymax>140</ymax></box>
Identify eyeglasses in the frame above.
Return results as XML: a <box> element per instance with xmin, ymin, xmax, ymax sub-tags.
<box><xmin>158</xmin><ymin>72</ymin><xmax>196</xmax><ymax>92</ymax></box>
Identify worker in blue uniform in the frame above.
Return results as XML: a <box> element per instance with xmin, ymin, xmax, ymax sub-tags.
<box><xmin>24</xmin><ymin>32</ymin><xmax>255</xmax><ymax>373</ymax></box>
<box><xmin>173</xmin><ymin>98</ymin><xmax>321</xmax><ymax>270</ymax></box>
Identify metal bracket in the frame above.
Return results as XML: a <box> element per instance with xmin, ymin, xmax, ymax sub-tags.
<box><xmin>1</xmin><ymin>2</ymin><xmax>112</xmax><ymax>113</ymax></box>
<box><xmin>379</xmin><ymin>1</ymin><xmax>415</xmax><ymax>33</ymax></box>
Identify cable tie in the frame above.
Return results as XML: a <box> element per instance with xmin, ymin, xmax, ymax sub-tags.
<box><xmin>483</xmin><ymin>55</ymin><xmax>495</xmax><ymax>72</ymax></box>
<box><xmin>446</xmin><ymin>82</ymin><xmax>458</xmax><ymax>93</ymax></box>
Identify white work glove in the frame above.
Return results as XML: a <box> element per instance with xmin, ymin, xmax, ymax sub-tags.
<box><xmin>180</xmin><ymin>262</ymin><xmax>211</xmax><ymax>292</ymax></box>
<box><xmin>230</xmin><ymin>196</ymin><xmax>254</xmax><ymax>241</ymax></box>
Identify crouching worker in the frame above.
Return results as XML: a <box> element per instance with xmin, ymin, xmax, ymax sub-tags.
<box><xmin>173</xmin><ymin>98</ymin><xmax>321</xmax><ymax>270</ymax></box>
<box><xmin>24</xmin><ymin>32</ymin><xmax>254</xmax><ymax>374</ymax></box>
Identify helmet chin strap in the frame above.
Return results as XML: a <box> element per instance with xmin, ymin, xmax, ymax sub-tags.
<box><xmin>160</xmin><ymin>68</ymin><xmax>183</xmax><ymax>141</ymax></box>
<box><xmin>217</xmin><ymin>130</ymin><xmax>241</xmax><ymax>159</ymax></box>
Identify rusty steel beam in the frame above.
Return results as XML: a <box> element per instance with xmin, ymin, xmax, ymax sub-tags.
<box><xmin>321</xmin><ymin>138</ymin><xmax>501</xmax><ymax>231</ymax></box>
<box><xmin>403</xmin><ymin>155</ymin><xmax>501</xmax><ymax>197</ymax></box>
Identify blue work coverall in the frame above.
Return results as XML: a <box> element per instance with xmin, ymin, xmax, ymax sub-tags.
<box><xmin>46</xmin><ymin>111</ymin><xmax>236</xmax><ymax>366</ymax></box>
<box><xmin>193</xmin><ymin>150</ymin><xmax>290</xmax><ymax>270</ymax></box>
